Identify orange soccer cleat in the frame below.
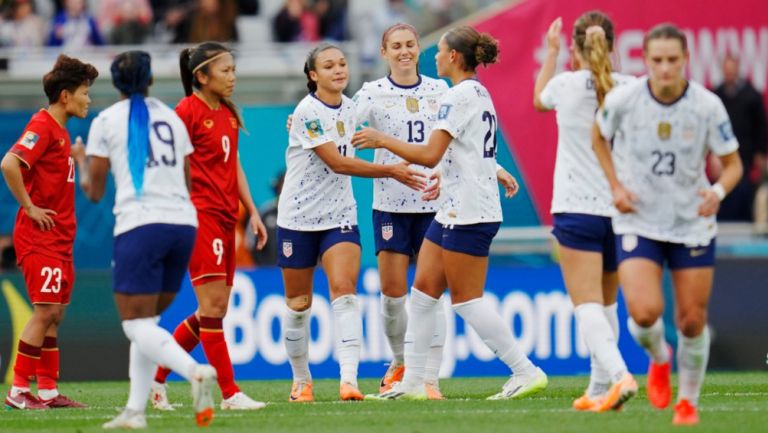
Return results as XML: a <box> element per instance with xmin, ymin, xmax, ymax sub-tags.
<box><xmin>673</xmin><ymin>399</ymin><xmax>699</xmax><ymax>425</ymax></box>
<box><xmin>647</xmin><ymin>347</ymin><xmax>673</xmax><ymax>409</ymax></box>
<box><xmin>425</xmin><ymin>382</ymin><xmax>445</xmax><ymax>401</ymax></box>
<box><xmin>592</xmin><ymin>373</ymin><xmax>638</xmax><ymax>412</ymax></box>
<box><xmin>379</xmin><ymin>362</ymin><xmax>405</xmax><ymax>393</ymax></box>
<box><xmin>572</xmin><ymin>392</ymin><xmax>601</xmax><ymax>411</ymax></box>
<box><xmin>339</xmin><ymin>382</ymin><xmax>364</xmax><ymax>401</ymax></box>
<box><xmin>289</xmin><ymin>382</ymin><xmax>314</xmax><ymax>403</ymax></box>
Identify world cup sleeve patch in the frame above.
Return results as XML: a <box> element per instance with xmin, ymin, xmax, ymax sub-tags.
<box><xmin>437</xmin><ymin>104</ymin><xmax>452</xmax><ymax>120</ymax></box>
<box><xmin>19</xmin><ymin>131</ymin><xmax>39</xmax><ymax>149</ymax></box>
<box><xmin>718</xmin><ymin>121</ymin><xmax>734</xmax><ymax>142</ymax></box>
<box><xmin>305</xmin><ymin>119</ymin><xmax>324</xmax><ymax>138</ymax></box>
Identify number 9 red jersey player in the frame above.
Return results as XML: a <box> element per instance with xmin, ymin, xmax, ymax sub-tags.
<box><xmin>151</xmin><ymin>42</ymin><xmax>268</xmax><ymax>411</ymax></box>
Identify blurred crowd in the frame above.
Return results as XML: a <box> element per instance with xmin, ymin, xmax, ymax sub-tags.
<box><xmin>0</xmin><ymin>0</ymin><xmax>497</xmax><ymax>49</ymax></box>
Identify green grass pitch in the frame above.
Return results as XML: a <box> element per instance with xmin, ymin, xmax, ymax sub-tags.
<box><xmin>2</xmin><ymin>373</ymin><xmax>767</xmax><ymax>432</ymax></box>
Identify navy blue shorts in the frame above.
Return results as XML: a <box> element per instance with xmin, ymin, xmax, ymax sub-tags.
<box><xmin>113</xmin><ymin>223</ymin><xmax>196</xmax><ymax>295</ymax></box>
<box><xmin>424</xmin><ymin>220</ymin><xmax>500</xmax><ymax>257</ymax></box>
<box><xmin>277</xmin><ymin>225</ymin><xmax>361</xmax><ymax>268</ymax></box>
<box><xmin>372</xmin><ymin>210</ymin><xmax>435</xmax><ymax>256</ymax></box>
<box><xmin>551</xmin><ymin>213</ymin><xmax>618</xmax><ymax>272</ymax></box>
<box><xmin>615</xmin><ymin>234</ymin><xmax>716</xmax><ymax>269</ymax></box>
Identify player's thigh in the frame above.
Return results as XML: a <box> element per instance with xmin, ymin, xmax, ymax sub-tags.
<box><xmin>443</xmin><ymin>249</ymin><xmax>489</xmax><ymax>304</ymax></box>
<box><xmin>321</xmin><ymin>241</ymin><xmax>361</xmax><ymax>300</ymax></box>
<box><xmin>670</xmin><ymin>266</ymin><xmax>713</xmax><ymax>337</ymax></box>
<box><xmin>114</xmin><ymin>293</ymin><xmax>162</xmax><ymax>320</ymax></box>
<box><xmin>602</xmin><ymin>270</ymin><xmax>620</xmax><ymax>305</ymax></box>
<box><xmin>281</xmin><ymin>267</ymin><xmax>315</xmax><ymax>311</ymax></box>
<box><xmin>558</xmin><ymin>244</ymin><xmax>605</xmax><ymax>305</ymax></box>
<box><xmin>618</xmin><ymin>258</ymin><xmax>665</xmax><ymax>325</ymax></box>
<box><xmin>377</xmin><ymin>250</ymin><xmax>410</xmax><ymax>298</ymax></box>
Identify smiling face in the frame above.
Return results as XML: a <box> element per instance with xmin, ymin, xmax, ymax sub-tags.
<box><xmin>645</xmin><ymin>37</ymin><xmax>688</xmax><ymax>91</ymax></box>
<box><xmin>382</xmin><ymin>28</ymin><xmax>420</xmax><ymax>77</ymax></box>
<box><xmin>196</xmin><ymin>52</ymin><xmax>236</xmax><ymax>99</ymax></box>
<box><xmin>309</xmin><ymin>48</ymin><xmax>348</xmax><ymax>93</ymax></box>
<box><xmin>63</xmin><ymin>83</ymin><xmax>91</xmax><ymax>119</ymax></box>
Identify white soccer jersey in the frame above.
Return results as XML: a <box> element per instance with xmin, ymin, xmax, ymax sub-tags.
<box><xmin>278</xmin><ymin>93</ymin><xmax>358</xmax><ymax>231</ymax></box>
<box><xmin>86</xmin><ymin>97</ymin><xmax>197</xmax><ymax>236</ymax></box>
<box><xmin>596</xmin><ymin>78</ymin><xmax>739</xmax><ymax>245</ymax></box>
<box><xmin>354</xmin><ymin>75</ymin><xmax>448</xmax><ymax>213</ymax></box>
<box><xmin>540</xmin><ymin>70</ymin><xmax>636</xmax><ymax>216</ymax></box>
<box><xmin>432</xmin><ymin>79</ymin><xmax>502</xmax><ymax>225</ymax></box>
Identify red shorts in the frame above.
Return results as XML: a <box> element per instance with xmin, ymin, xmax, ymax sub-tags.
<box><xmin>19</xmin><ymin>253</ymin><xmax>75</xmax><ymax>305</ymax></box>
<box><xmin>188</xmin><ymin>212</ymin><xmax>236</xmax><ymax>287</ymax></box>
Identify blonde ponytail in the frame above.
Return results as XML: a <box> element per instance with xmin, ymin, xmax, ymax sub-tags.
<box><xmin>585</xmin><ymin>31</ymin><xmax>614</xmax><ymax>107</ymax></box>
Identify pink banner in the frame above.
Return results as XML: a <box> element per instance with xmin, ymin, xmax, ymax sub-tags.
<box><xmin>475</xmin><ymin>0</ymin><xmax>768</xmax><ymax>223</ymax></box>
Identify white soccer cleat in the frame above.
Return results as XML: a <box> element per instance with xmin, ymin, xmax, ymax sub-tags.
<box><xmin>487</xmin><ymin>367</ymin><xmax>548</xmax><ymax>400</ymax></box>
<box><xmin>150</xmin><ymin>381</ymin><xmax>175</xmax><ymax>411</ymax></box>
<box><xmin>102</xmin><ymin>408</ymin><xmax>147</xmax><ymax>429</ymax></box>
<box><xmin>364</xmin><ymin>381</ymin><xmax>427</xmax><ymax>401</ymax></box>
<box><xmin>220</xmin><ymin>391</ymin><xmax>266</xmax><ymax>410</ymax></box>
<box><xmin>191</xmin><ymin>365</ymin><xmax>217</xmax><ymax>426</ymax></box>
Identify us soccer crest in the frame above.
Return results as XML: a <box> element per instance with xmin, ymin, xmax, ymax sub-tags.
<box><xmin>406</xmin><ymin>97</ymin><xmax>420</xmax><ymax>113</ymax></box>
<box><xmin>336</xmin><ymin>120</ymin><xmax>346</xmax><ymax>137</ymax></box>
<box><xmin>282</xmin><ymin>240</ymin><xmax>293</xmax><ymax>258</ymax></box>
<box><xmin>657</xmin><ymin>122</ymin><xmax>672</xmax><ymax>140</ymax></box>
<box><xmin>382</xmin><ymin>223</ymin><xmax>394</xmax><ymax>241</ymax></box>
<box><xmin>305</xmin><ymin>119</ymin><xmax>324</xmax><ymax>138</ymax></box>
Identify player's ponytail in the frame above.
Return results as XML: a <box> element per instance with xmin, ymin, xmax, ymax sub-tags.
<box><xmin>573</xmin><ymin>11</ymin><xmax>616</xmax><ymax>107</ymax></box>
<box><xmin>111</xmin><ymin>51</ymin><xmax>152</xmax><ymax>197</ymax></box>
<box><xmin>179</xmin><ymin>47</ymin><xmax>195</xmax><ymax>97</ymax></box>
<box><xmin>443</xmin><ymin>26</ymin><xmax>499</xmax><ymax>72</ymax></box>
<box><xmin>304</xmin><ymin>42</ymin><xmax>342</xmax><ymax>94</ymax></box>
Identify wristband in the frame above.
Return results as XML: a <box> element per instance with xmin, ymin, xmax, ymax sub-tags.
<box><xmin>712</xmin><ymin>183</ymin><xmax>726</xmax><ymax>201</ymax></box>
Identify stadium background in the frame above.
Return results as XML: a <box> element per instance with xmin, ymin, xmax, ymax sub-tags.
<box><xmin>0</xmin><ymin>0</ymin><xmax>767</xmax><ymax>382</ymax></box>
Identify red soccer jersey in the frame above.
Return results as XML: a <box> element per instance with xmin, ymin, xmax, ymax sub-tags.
<box><xmin>9</xmin><ymin>109</ymin><xmax>76</xmax><ymax>261</ymax></box>
<box><xmin>176</xmin><ymin>94</ymin><xmax>239</xmax><ymax>226</ymax></box>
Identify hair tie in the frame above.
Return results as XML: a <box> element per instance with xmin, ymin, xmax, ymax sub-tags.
<box><xmin>586</xmin><ymin>25</ymin><xmax>606</xmax><ymax>38</ymax></box>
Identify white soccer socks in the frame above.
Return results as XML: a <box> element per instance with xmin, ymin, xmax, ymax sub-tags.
<box><xmin>628</xmin><ymin>317</ymin><xmax>670</xmax><ymax>364</ymax></box>
<box><xmin>381</xmin><ymin>294</ymin><xmax>408</xmax><ymax>364</ymax></box>
<box><xmin>425</xmin><ymin>296</ymin><xmax>447</xmax><ymax>384</ymax></box>
<box><xmin>122</xmin><ymin>317</ymin><xmax>198</xmax><ymax>382</ymax></box>
<box><xmin>401</xmin><ymin>287</ymin><xmax>439</xmax><ymax>389</ymax></box>
<box><xmin>453</xmin><ymin>296</ymin><xmax>536</xmax><ymax>375</ymax></box>
<box><xmin>332</xmin><ymin>295</ymin><xmax>362</xmax><ymax>385</ymax></box>
<box><xmin>575</xmin><ymin>303</ymin><xmax>628</xmax><ymax>384</ymax></box>
<box><xmin>677</xmin><ymin>327</ymin><xmax>710</xmax><ymax>406</ymax></box>
<box><xmin>283</xmin><ymin>306</ymin><xmax>312</xmax><ymax>384</ymax></box>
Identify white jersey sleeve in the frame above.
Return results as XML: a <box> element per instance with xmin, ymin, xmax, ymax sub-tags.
<box><xmin>293</xmin><ymin>101</ymin><xmax>337</xmax><ymax>150</ymax></box>
<box><xmin>539</xmin><ymin>73</ymin><xmax>567</xmax><ymax>110</ymax></box>
<box><xmin>352</xmin><ymin>83</ymin><xmax>375</xmax><ymax>125</ymax></box>
<box><xmin>707</xmin><ymin>97</ymin><xmax>739</xmax><ymax>156</ymax></box>
<box><xmin>596</xmin><ymin>82</ymin><xmax>633</xmax><ymax>140</ymax></box>
<box><xmin>85</xmin><ymin>97</ymin><xmax>197</xmax><ymax>235</ymax></box>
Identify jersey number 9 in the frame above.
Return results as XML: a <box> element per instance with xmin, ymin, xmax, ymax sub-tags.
<box><xmin>212</xmin><ymin>238</ymin><xmax>224</xmax><ymax>266</ymax></box>
<box><xmin>222</xmin><ymin>136</ymin><xmax>231</xmax><ymax>163</ymax></box>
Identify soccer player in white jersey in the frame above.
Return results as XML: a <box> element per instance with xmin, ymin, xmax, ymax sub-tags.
<box><xmin>277</xmin><ymin>42</ymin><xmax>426</xmax><ymax>402</ymax></box>
<box><xmin>72</xmin><ymin>51</ymin><xmax>217</xmax><ymax>429</ymax></box>
<box><xmin>592</xmin><ymin>25</ymin><xmax>743</xmax><ymax>425</ymax></box>
<box><xmin>533</xmin><ymin>12</ymin><xmax>637</xmax><ymax>412</ymax></box>
<box><xmin>353</xmin><ymin>26</ymin><xmax>547</xmax><ymax>401</ymax></box>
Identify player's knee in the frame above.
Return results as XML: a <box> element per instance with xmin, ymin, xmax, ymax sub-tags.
<box><xmin>286</xmin><ymin>294</ymin><xmax>311</xmax><ymax>311</ymax></box>
<box><xmin>199</xmin><ymin>299</ymin><xmax>229</xmax><ymax>317</ymax></box>
<box><xmin>677</xmin><ymin>310</ymin><xmax>707</xmax><ymax>337</ymax></box>
<box><xmin>630</xmin><ymin>308</ymin><xmax>662</xmax><ymax>328</ymax></box>
<box><xmin>328</xmin><ymin>279</ymin><xmax>356</xmax><ymax>296</ymax></box>
<box><xmin>380</xmin><ymin>281</ymin><xmax>407</xmax><ymax>298</ymax></box>
<box><xmin>33</xmin><ymin>306</ymin><xmax>63</xmax><ymax>326</ymax></box>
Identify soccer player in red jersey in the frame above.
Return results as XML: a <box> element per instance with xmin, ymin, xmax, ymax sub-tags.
<box><xmin>1</xmin><ymin>55</ymin><xmax>98</xmax><ymax>410</ymax></box>
<box><xmin>151</xmin><ymin>42</ymin><xmax>268</xmax><ymax>411</ymax></box>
